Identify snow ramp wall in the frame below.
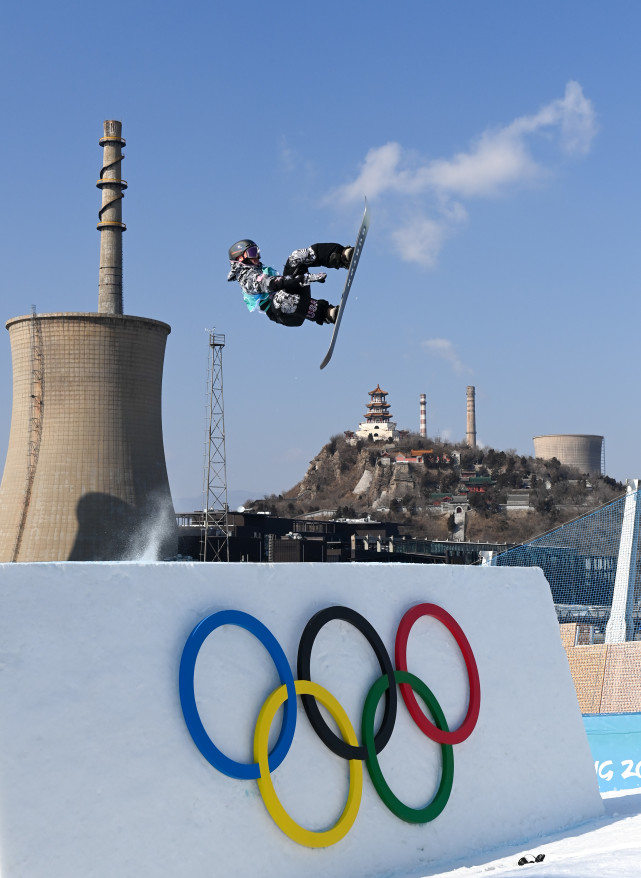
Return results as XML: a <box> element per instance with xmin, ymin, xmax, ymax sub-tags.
<box><xmin>0</xmin><ymin>562</ymin><xmax>603</xmax><ymax>878</ymax></box>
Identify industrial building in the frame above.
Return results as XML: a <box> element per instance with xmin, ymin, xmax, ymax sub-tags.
<box><xmin>176</xmin><ymin>509</ymin><xmax>513</xmax><ymax>564</ymax></box>
<box><xmin>0</xmin><ymin>121</ymin><xmax>176</xmax><ymax>561</ymax></box>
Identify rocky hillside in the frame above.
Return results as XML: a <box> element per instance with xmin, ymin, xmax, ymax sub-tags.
<box><xmin>247</xmin><ymin>433</ymin><xmax>625</xmax><ymax>545</ymax></box>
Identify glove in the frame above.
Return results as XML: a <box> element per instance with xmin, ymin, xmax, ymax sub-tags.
<box><xmin>277</xmin><ymin>272</ymin><xmax>327</xmax><ymax>293</ymax></box>
<box><xmin>303</xmin><ymin>272</ymin><xmax>327</xmax><ymax>285</ymax></box>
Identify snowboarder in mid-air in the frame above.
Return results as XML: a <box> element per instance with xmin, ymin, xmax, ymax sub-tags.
<box><xmin>227</xmin><ymin>239</ymin><xmax>354</xmax><ymax>327</ymax></box>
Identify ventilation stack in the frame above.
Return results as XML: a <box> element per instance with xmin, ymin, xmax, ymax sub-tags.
<box><xmin>466</xmin><ymin>386</ymin><xmax>477</xmax><ymax>448</ymax></box>
<box><xmin>0</xmin><ymin>121</ymin><xmax>177</xmax><ymax>561</ymax></box>
<box><xmin>420</xmin><ymin>394</ymin><xmax>426</xmax><ymax>438</ymax></box>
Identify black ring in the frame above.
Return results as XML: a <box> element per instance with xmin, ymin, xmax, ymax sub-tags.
<box><xmin>297</xmin><ymin>605</ymin><xmax>397</xmax><ymax>760</ymax></box>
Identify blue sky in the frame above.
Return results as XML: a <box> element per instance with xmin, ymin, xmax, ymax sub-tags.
<box><xmin>1</xmin><ymin>1</ymin><xmax>639</xmax><ymax>508</ymax></box>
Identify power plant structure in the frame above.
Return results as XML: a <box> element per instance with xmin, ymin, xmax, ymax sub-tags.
<box><xmin>0</xmin><ymin>121</ymin><xmax>177</xmax><ymax>562</ymax></box>
<box><xmin>466</xmin><ymin>386</ymin><xmax>477</xmax><ymax>448</ymax></box>
<box><xmin>419</xmin><ymin>394</ymin><xmax>427</xmax><ymax>438</ymax></box>
<box><xmin>533</xmin><ymin>434</ymin><xmax>605</xmax><ymax>476</ymax></box>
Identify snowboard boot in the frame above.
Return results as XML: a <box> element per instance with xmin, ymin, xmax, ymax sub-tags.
<box><xmin>341</xmin><ymin>246</ymin><xmax>354</xmax><ymax>268</ymax></box>
<box><xmin>325</xmin><ymin>305</ymin><xmax>339</xmax><ymax>324</ymax></box>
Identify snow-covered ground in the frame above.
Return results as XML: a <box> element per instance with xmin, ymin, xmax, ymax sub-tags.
<box><xmin>0</xmin><ymin>562</ymin><xmax>629</xmax><ymax>877</ymax></box>
<box><xmin>425</xmin><ymin>788</ymin><xmax>641</xmax><ymax>878</ymax></box>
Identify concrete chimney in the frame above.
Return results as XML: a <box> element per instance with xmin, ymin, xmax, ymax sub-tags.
<box><xmin>420</xmin><ymin>394</ymin><xmax>426</xmax><ymax>438</ymax></box>
<box><xmin>97</xmin><ymin>120</ymin><xmax>127</xmax><ymax>314</ymax></box>
<box><xmin>466</xmin><ymin>385</ymin><xmax>477</xmax><ymax>448</ymax></box>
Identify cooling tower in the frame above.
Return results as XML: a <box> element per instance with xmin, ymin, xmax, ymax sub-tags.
<box><xmin>0</xmin><ymin>122</ymin><xmax>177</xmax><ymax>561</ymax></box>
<box><xmin>533</xmin><ymin>434</ymin><xmax>604</xmax><ymax>475</ymax></box>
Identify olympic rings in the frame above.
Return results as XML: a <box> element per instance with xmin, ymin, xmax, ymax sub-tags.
<box><xmin>254</xmin><ymin>680</ymin><xmax>363</xmax><ymax>848</ymax></box>
<box><xmin>179</xmin><ymin>609</ymin><xmax>297</xmax><ymax>780</ymax></box>
<box><xmin>297</xmin><ymin>606</ymin><xmax>397</xmax><ymax>760</ymax></box>
<box><xmin>395</xmin><ymin>603</ymin><xmax>481</xmax><ymax>746</ymax></box>
<box><xmin>179</xmin><ymin>602</ymin><xmax>480</xmax><ymax>847</ymax></box>
<box><xmin>362</xmin><ymin>670</ymin><xmax>454</xmax><ymax>824</ymax></box>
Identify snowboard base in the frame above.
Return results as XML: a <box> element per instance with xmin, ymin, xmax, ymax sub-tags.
<box><xmin>320</xmin><ymin>200</ymin><xmax>370</xmax><ymax>369</ymax></box>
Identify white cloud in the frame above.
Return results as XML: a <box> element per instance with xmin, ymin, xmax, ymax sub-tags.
<box><xmin>334</xmin><ymin>142</ymin><xmax>403</xmax><ymax>204</ymax></box>
<box><xmin>421</xmin><ymin>338</ymin><xmax>472</xmax><ymax>375</ymax></box>
<box><xmin>505</xmin><ymin>80</ymin><xmax>598</xmax><ymax>157</ymax></box>
<box><xmin>392</xmin><ymin>209</ymin><xmax>466</xmax><ymax>268</ymax></box>
<box><xmin>327</xmin><ymin>82</ymin><xmax>597</xmax><ymax>266</ymax></box>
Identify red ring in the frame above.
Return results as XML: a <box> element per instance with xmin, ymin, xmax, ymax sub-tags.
<box><xmin>395</xmin><ymin>603</ymin><xmax>480</xmax><ymax>745</ymax></box>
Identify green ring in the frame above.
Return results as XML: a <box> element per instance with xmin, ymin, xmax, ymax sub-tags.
<box><xmin>362</xmin><ymin>669</ymin><xmax>454</xmax><ymax>824</ymax></box>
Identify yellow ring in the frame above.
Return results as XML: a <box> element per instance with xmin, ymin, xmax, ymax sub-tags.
<box><xmin>253</xmin><ymin>680</ymin><xmax>363</xmax><ymax>847</ymax></box>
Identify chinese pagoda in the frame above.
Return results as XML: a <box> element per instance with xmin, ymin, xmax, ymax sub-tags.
<box><xmin>355</xmin><ymin>384</ymin><xmax>399</xmax><ymax>442</ymax></box>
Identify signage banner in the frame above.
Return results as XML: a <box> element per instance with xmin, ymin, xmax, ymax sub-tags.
<box><xmin>585</xmin><ymin>712</ymin><xmax>641</xmax><ymax>792</ymax></box>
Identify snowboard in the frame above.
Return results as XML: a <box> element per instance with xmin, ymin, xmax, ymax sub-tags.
<box><xmin>320</xmin><ymin>199</ymin><xmax>370</xmax><ymax>369</ymax></box>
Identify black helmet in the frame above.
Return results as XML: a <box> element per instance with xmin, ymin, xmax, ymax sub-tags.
<box><xmin>228</xmin><ymin>239</ymin><xmax>259</xmax><ymax>261</ymax></box>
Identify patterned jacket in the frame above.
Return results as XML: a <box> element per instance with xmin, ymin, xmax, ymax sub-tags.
<box><xmin>227</xmin><ymin>248</ymin><xmax>326</xmax><ymax>313</ymax></box>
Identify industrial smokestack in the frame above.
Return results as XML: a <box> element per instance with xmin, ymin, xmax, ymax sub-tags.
<box><xmin>466</xmin><ymin>386</ymin><xmax>477</xmax><ymax>448</ymax></box>
<box><xmin>97</xmin><ymin>120</ymin><xmax>127</xmax><ymax>314</ymax></box>
<box><xmin>0</xmin><ymin>121</ymin><xmax>177</xmax><ymax>562</ymax></box>
<box><xmin>420</xmin><ymin>394</ymin><xmax>426</xmax><ymax>438</ymax></box>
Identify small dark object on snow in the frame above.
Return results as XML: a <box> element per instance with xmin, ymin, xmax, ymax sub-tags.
<box><xmin>518</xmin><ymin>853</ymin><xmax>546</xmax><ymax>865</ymax></box>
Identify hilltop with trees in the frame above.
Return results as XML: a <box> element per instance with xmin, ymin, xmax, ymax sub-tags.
<box><xmin>246</xmin><ymin>433</ymin><xmax>625</xmax><ymax>546</ymax></box>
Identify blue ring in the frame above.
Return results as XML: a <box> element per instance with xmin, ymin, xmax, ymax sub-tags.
<box><xmin>179</xmin><ymin>610</ymin><xmax>297</xmax><ymax>780</ymax></box>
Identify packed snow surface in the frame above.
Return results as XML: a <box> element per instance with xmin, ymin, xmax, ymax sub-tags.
<box><xmin>423</xmin><ymin>789</ymin><xmax>641</xmax><ymax>878</ymax></box>
<box><xmin>0</xmin><ymin>562</ymin><xmax>608</xmax><ymax>878</ymax></box>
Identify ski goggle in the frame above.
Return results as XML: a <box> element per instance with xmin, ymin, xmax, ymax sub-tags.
<box><xmin>242</xmin><ymin>245</ymin><xmax>260</xmax><ymax>260</ymax></box>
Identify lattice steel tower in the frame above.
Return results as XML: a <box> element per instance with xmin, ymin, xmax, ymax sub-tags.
<box><xmin>201</xmin><ymin>331</ymin><xmax>229</xmax><ymax>562</ymax></box>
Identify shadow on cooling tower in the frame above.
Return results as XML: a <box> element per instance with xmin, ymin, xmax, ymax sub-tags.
<box><xmin>69</xmin><ymin>492</ymin><xmax>177</xmax><ymax>561</ymax></box>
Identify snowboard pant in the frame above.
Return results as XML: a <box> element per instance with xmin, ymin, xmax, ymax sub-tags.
<box><xmin>261</xmin><ymin>290</ymin><xmax>332</xmax><ymax>327</ymax></box>
<box><xmin>283</xmin><ymin>242</ymin><xmax>346</xmax><ymax>276</ymax></box>
<box><xmin>261</xmin><ymin>242</ymin><xmax>343</xmax><ymax>327</ymax></box>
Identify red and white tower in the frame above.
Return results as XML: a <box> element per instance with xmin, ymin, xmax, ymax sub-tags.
<box><xmin>420</xmin><ymin>394</ymin><xmax>427</xmax><ymax>438</ymax></box>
